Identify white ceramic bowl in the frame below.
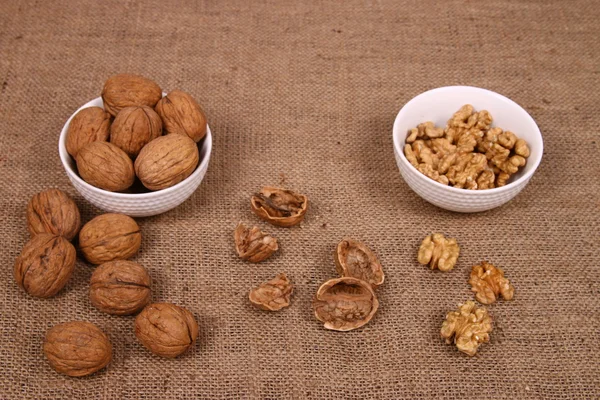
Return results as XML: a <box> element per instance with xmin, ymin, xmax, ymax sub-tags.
<box><xmin>393</xmin><ymin>86</ymin><xmax>543</xmax><ymax>213</ymax></box>
<box><xmin>59</xmin><ymin>97</ymin><xmax>212</xmax><ymax>217</ymax></box>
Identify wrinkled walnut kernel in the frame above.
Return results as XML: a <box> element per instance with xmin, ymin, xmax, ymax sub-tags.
<box><xmin>250</xmin><ymin>187</ymin><xmax>308</xmax><ymax>227</ymax></box>
<box><xmin>234</xmin><ymin>223</ymin><xmax>278</xmax><ymax>263</ymax></box>
<box><xmin>249</xmin><ymin>273</ymin><xmax>293</xmax><ymax>311</ymax></box>
<box><xmin>469</xmin><ymin>261</ymin><xmax>515</xmax><ymax>305</ymax></box>
<box><xmin>418</xmin><ymin>233</ymin><xmax>460</xmax><ymax>272</ymax></box>
<box><xmin>334</xmin><ymin>239</ymin><xmax>384</xmax><ymax>288</ymax></box>
<box><xmin>441</xmin><ymin>301</ymin><xmax>492</xmax><ymax>356</ymax></box>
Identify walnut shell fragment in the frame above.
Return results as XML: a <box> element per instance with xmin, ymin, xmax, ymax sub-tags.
<box><xmin>90</xmin><ymin>260</ymin><xmax>151</xmax><ymax>315</ymax></box>
<box><xmin>76</xmin><ymin>142</ymin><xmax>135</xmax><ymax>192</ymax></box>
<box><xmin>155</xmin><ymin>90</ymin><xmax>207</xmax><ymax>142</ymax></box>
<box><xmin>135</xmin><ymin>303</ymin><xmax>199</xmax><ymax>358</ymax></box>
<box><xmin>43</xmin><ymin>321</ymin><xmax>112</xmax><ymax>377</ymax></box>
<box><xmin>26</xmin><ymin>189</ymin><xmax>81</xmax><ymax>241</ymax></box>
<box><xmin>250</xmin><ymin>187</ymin><xmax>308</xmax><ymax>227</ymax></box>
<box><xmin>249</xmin><ymin>273</ymin><xmax>293</xmax><ymax>311</ymax></box>
<box><xmin>334</xmin><ymin>239</ymin><xmax>384</xmax><ymax>288</ymax></box>
<box><xmin>417</xmin><ymin>233</ymin><xmax>460</xmax><ymax>272</ymax></box>
<box><xmin>66</xmin><ymin>107</ymin><xmax>111</xmax><ymax>158</ymax></box>
<box><xmin>101</xmin><ymin>74</ymin><xmax>162</xmax><ymax>117</ymax></box>
<box><xmin>441</xmin><ymin>301</ymin><xmax>492</xmax><ymax>356</ymax></box>
<box><xmin>469</xmin><ymin>261</ymin><xmax>515</xmax><ymax>305</ymax></box>
<box><xmin>313</xmin><ymin>277</ymin><xmax>379</xmax><ymax>331</ymax></box>
<box><xmin>14</xmin><ymin>234</ymin><xmax>76</xmax><ymax>298</ymax></box>
<box><xmin>110</xmin><ymin>106</ymin><xmax>163</xmax><ymax>158</ymax></box>
<box><xmin>79</xmin><ymin>213</ymin><xmax>141</xmax><ymax>265</ymax></box>
<box><xmin>234</xmin><ymin>222</ymin><xmax>278</xmax><ymax>263</ymax></box>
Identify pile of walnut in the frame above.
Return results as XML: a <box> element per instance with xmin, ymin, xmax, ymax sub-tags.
<box><xmin>14</xmin><ymin>188</ymin><xmax>198</xmax><ymax>377</ymax></box>
<box><xmin>67</xmin><ymin>74</ymin><xmax>207</xmax><ymax>192</ymax></box>
<box><xmin>404</xmin><ymin>105</ymin><xmax>530</xmax><ymax>189</ymax></box>
<box><xmin>417</xmin><ymin>232</ymin><xmax>515</xmax><ymax>356</ymax></box>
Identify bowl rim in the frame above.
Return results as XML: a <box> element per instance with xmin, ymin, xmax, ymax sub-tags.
<box><xmin>392</xmin><ymin>85</ymin><xmax>543</xmax><ymax>194</ymax></box>
<box><xmin>58</xmin><ymin>96</ymin><xmax>212</xmax><ymax>199</ymax></box>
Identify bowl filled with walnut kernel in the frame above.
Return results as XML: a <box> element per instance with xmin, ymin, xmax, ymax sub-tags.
<box><xmin>392</xmin><ymin>86</ymin><xmax>543</xmax><ymax>212</ymax></box>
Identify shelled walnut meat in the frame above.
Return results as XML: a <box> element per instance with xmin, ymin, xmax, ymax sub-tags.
<box><xmin>334</xmin><ymin>239</ymin><xmax>384</xmax><ymax>288</ymax></box>
<box><xmin>234</xmin><ymin>222</ymin><xmax>278</xmax><ymax>263</ymax></box>
<box><xmin>110</xmin><ymin>106</ymin><xmax>163</xmax><ymax>158</ymax></box>
<box><xmin>65</xmin><ymin>106</ymin><xmax>111</xmax><ymax>158</ymax></box>
<box><xmin>418</xmin><ymin>233</ymin><xmax>460</xmax><ymax>272</ymax></box>
<box><xmin>441</xmin><ymin>301</ymin><xmax>492</xmax><ymax>356</ymax></box>
<box><xmin>26</xmin><ymin>189</ymin><xmax>81</xmax><ymax>241</ymax></box>
<box><xmin>249</xmin><ymin>273</ymin><xmax>293</xmax><ymax>311</ymax></box>
<box><xmin>101</xmin><ymin>73</ymin><xmax>162</xmax><ymax>117</ymax></box>
<box><xmin>79</xmin><ymin>213</ymin><xmax>141</xmax><ymax>265</ymax></box>
<box><xmin>76</xmin><ymin>141</ymin><xmax>135</xmax><ymax>192</ymax></box>
<box><xmin>43</xmin><ymin>321</ymin><xmax>112</xmax><ymax>377</ymax></box>
<box><xmin>469</xmin><ymin>261</ymin><xmax>515</xmax><ymax>305</ymax></box>
<box><xmin>155</xmin><ymin>90</ymin><xmax>207</xmax><ymax>142</ymax></box>
<box><xmin>251</xmin><ymin>187</ymin><xmax>308</xmax><ymax>227</ymax></box>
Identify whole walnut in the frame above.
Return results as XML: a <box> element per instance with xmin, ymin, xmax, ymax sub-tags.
<box><xmin>43</xmin><ymin>321</ymin><xmax>112</xmax><ymax>377</ymax></box>
<box><xmin>66</xmin><ymin>107</ymin><xmax>111</xmax><ymax>158</ymax></box>
<box><xmin>101</xmin><ymin>74</ymin><xmax>162</xmax><ymax>117</ymax></box>
<box><xmin>134</xmin><ymin>134</ymin><xmax>199</xmax><ymax>191</ymax></box>
<box><xmin>110</xmin><ymin>106</ymin><xmax>163</xmax><ymax>158</ymax></box>
<box><xmin>26</xmin><ymin>189</ymin><xmax>81</xmax><ymax>241</ymax></box>
<box><xmin>90</xmin><ymin>260</ymin><xmax>151</xmax><ymax>315</ymax></box>
<box><xmin>76</xmin><ymin>142</ymin><xmax>135</xmax><ymax>192</ymax></box>
<box><xmin>135</xmin><ymin>303</ymin><xmax>199</xmax><ymax>358</ymax></box>
<box><xmin>79</xmin><ymin>213</ymin><xmax>141</xmax><ymax>265</ymax></box>
<box><xmin>155</xmin><ymin>90</ymin><xmax>207</xmax><ymax>142</ymax></box>
<box><xmin>14</xmin><ymin>234</ymin><xmax>76</xmax><ymax>298</ymax></box>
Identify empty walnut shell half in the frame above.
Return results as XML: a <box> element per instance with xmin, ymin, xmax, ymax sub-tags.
<box><xmin>334</xmin><ymin>239</ymin><xmax>384</xmax><ymax>288</ymax></box>
<box><xmin>110</xmin><ymin>106</ymin><xmax>163</xmax><ymax>158</ymax></box>
<box><xmin>155</xmin><ymin>90</ymin><xmax>207</xmax><ymax>142</ymax></box>
<box><xmin>66</xmin><ymin>106</ymin><xmax>112</xmax><ymax>158</ymax></box>
<box><xmin>249</xmin><ymin>273</ymin><xmax>293</xmax><ymax>311</ymax></box>
<box><xmin>43</xmin><ymin>321</ymin><xmax>112</xmax><ymax>377</ymax></box>
<box><xmin>90</xmin><ymin>260</ymin><xmax>152</xmax><ymax>315</ymax></box>
<box><xmin>26</xmin><ymin>188</ymin><xmax>81</xmax><ymax>241</ymax></box>
<box><xmin>101</xmin><ymin>73</ymin><xmax>162</xmax><ymax>117</ymax></box>
<box><xmin>76</xmin><ymin>141</ymin><xmax>135</xmax><ymax>192</ymax></box>
<box><xmin>79</xmin><ymin>213</ymin><xmax>141</xmax><ymax>265</ymax></box>
<box><xmin>250</xmin><ymin>187</ymin><xmax>308</xmax><ymax>227</ymax></box>
<box><xmin>313</xmin><ymin>277</ymin><xmax>379</xmax><ymax>331</ymax></box>
<box><xmin>234</xmin><ymin>222</ymin><xmax>278</xmax><ymax>263</ymax></box>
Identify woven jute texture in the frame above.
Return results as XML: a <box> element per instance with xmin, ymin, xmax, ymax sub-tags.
<box><xmin>1</xmin><ymin>0</ymin><xmax>599</xmax><ymax>398</ymax></box>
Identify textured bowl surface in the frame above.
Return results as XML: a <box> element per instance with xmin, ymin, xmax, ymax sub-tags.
<box><xmin>392</xmin><ymin>86</ymin><xmax>543</xmax><ymax>213</ymax></box>
<box><xmin>59</xmin><ymin>96</ymin><xmax>212</xmax><ymax>217</ymax></box>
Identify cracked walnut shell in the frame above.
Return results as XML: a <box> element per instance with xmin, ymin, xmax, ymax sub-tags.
<box><xmin>79</xmin><ymin>213</ymin><xmax>141</xmax><ymax>265</ymax></box>
<box><xmin>65</xmin><ymin>107</ymin><xmax>111</xmax><ymax>158</ymax></box>
<box><xmin>250</xmin><ymin>187</ymin><xmax>308</xmax><ymax>227</ymax></box>
<box><xmin>469</xmin><ymin>261</ymin><xmax>515</xmax><ymax>305</ymax></box>
<box><xmin>313</xmin><ymin>277</ymin><xmax>379</xmax><ymax>331</ymax></box>
<box><xmin>44</xmin><ymin>321</ymin><xmax>112</xmax><ymax>377</ymax></box>
<box><xmin>234</xmin><ymin>223</ymin><xmax>278</xmax><ymax>263</ymax></box>
<box><xmin>110</xmin><ymin>106</ymin><xmax>163</xmax><ymax>158</ymax></box>
<box><xmin>334</xmin><ymin>239</ymin><xmax>384</xmax><ymax>288</ymax></box>
<box><xmin>441</xmin><ymin>301</ymin><xmax>492</xmax><ymax>356</ymax></box>
<box><xmin>135</xmin><ymin>303</ymin><xmax>199</xmax><ymax>358</ymax></box>
<box><xmin>26</xmin><ymin>189</ymin><xmax>81</xmax><ymax>241</ymax></box>
<box><xmin>249</xmin><ymin>273</ymin><xmax>293</xmax><ymax>311</ymax></box>
<box><xmin>76</xmin><ymin>142</ymin><xmax>135</xmax><ymax>192</ymax></box>
<box><xmin>155</xmin><ymin>90</ymin><xmax>207</xmax><ymax>142</ymax></box>
<box><xmin>418</xmin><ymin>233</ymin><xmax>460</xmax><ymax>272</ymax></box>
<box><xmin>101</xmin><ymin>74</ymin><xmax>162</xmax><ymax>117</ymax></box>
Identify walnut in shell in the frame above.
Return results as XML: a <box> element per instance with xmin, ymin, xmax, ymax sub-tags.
<box><xmin>79</xmin><ymin>213</ymin><xmax>141</xmax><ymax>265</ymax></box>
<box><xmin>110</xmin><ymin>106</ymin><xmax>163</xmax><ymax>158</ymax></box>
<box><xmin>417</xmin><ymin>233</ymin><xmax>460</xmax><ymax>272</ymax></box>
<box><xmin>76</xmin><ymin>142</ymin><xmax>135</xmax><ymax>192</ymax></box>
<box><xmin>135</xmin><ymin>303</ymin><xmax>199</xmax><ymax>358</ymax></box>
<box><xmin>250</xmin><ymin>187</ymin><xmax>308</xmax><ymax>227</ymax></box>
<box><xmin>43</xmin><ymin>321</ymin><xmax>112</xmax><ymax>377</ymax></box>
<box><xmin>155</xmin><ymin>90</ymin><xmax>207</xmax><ymax>142</ymax></box>
<box><xmin>90</xmin><ymin>260</ymin><xmax>151</xmax><ymax>315</ymax></box>
<box><xmin>334</xmin><ymin>239</ymin><xmax>384</xmax><ymax>288</ymax></box>
<box><xmin>469</xmin><ymin>261</ymin><xmax>514</xmax><ymax>305</ymax></box>
<box><xmin>14</xmin><ymin>234</ymin><xmax>76</xmax><ymax>298</ymax></box>
<box><xmin>313</xmin><ymin>277</ymin><xmax>379</xmax><ymax>331</ymax></box>
<box><xmin>441</xmin><ymin>301</ymin><xmax>492</xmax><ymax>356</ymax></box>
<box><xmin>234</xmin><ymin>222</ymin><xmax>278</xmax><ymax>263</ymax></box>
<box><xmin>26</xmin><ymin>189</ymin><xmax>81</xmax><ymax>241</ymax></box>
<box><xmin>134</xmin><ymin>134</ymin><xmax>199</xmax><ymax>191</ymax></box>
<box><xmin>65</xmin><ymin>107</ymin><xmax>111</xmax><ymax>158</ymax></box>
<box><xmin>249</xmin><ymin>273</ymin><xmax>293</xmax><ymax>311</ymax></box>
<box><xmin>101</xmin><ymin>74</ymin><xmax>162</xmax><ymax>116</ymax></box>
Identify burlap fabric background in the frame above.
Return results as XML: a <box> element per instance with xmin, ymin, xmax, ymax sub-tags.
<box><xmin>1</xmin><ymin>0</ymin><xmax>599</xmax><ymax>398</ymax></box>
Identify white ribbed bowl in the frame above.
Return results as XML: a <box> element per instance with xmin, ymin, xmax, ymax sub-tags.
<box><xmin>59</xmin><ymin>96</ymin><xmax>212</xmax><ymax>217</ymax></box>
<box><xmin>392</xmin><ymin>86</ymin><xmax>543</xmax><ymax>213</ymax></box>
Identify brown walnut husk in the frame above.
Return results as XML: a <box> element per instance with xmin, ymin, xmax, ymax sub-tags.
<box><xmin>155</xmin><ymin>90</ymin><xmax>207</xmax><ymax>142</ymax></box>
<box><xmin>76</xmin><ymin>142</ymin><xmax>135</xmax><ymax>192</ymax></box>
<box><xmin>43</xmin><ymin>321</ymin><xmax>112</xmax><ymax>377</ymax></box>
<box><xmin>66</xmin><ymin>107</ymin><xmax>111</xmax><ymax>158</ymax></box>
<box><xmin>135</xmin><ymin>303</ymin><xmax>199</xmax><ymax>358</ymax></box>
<box><xmin>90</xmin><ymin>260</ymin><xmax>151</xmax><ymax>315</ymax></box>
<box><xmin>469</xmin><ymin>261</ymin><xmax>515</xmax><ymax>305</ymax></box>
<box><xmin>101</xmin><ymin>74</ymin><xmax>162</xmax><ymax>117</ymax></box>
<box><xmin>78</xmin><ymin>213</ymin><xmax>141</xmax><ymax>265</ymax></box>
<box><xmin>250</xmin><ymin>187</ymin><xmax>308</xmax><ymax>227</ymax></box>
<box><xmin>26</xmin><ymin>189</ymin><xmax>81</xmax><ymax>241</ymax></box>
<box><xmin>14</xmin><ymin>234</ymin><xmax>76</xmax><ymax>298</ymax></box>
<box><xmin>313</xmin><ymin>277</ymin><xmax>379</xmax><ymax>331</ymax></box>
<box><xmin>110</xmin><ymin>106</ymin><xmax>163</xmax><ymax>158</ymax></box>
<box><xmin>234</xmin><ymin>222</ymin><xmax>278</xmax><ymax>263</ymax></box>
<box><xmin>134</xmin><ymin>134</ymin><xmax>199</xmax><ymax>191</ymax></box>
<box><xmin>334</xmin><ymin>239</ymin><xmax>384</xmax><ymax>288</ymax></box>
<box><xmin>249</xmin><ymin>273</ymin><xmax>293</xmax><ymax>311</ymax></box>
<box><xmin>441</xmin><ymin>301</ymin><xmax>492</xmax><ymax>356</ymax></box>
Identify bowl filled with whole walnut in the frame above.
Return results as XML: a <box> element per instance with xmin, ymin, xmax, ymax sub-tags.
<box><xmin>393</xmin><ymin>86</ymin><xmax>543</xmax><ymax>212</ymax></box>
<box><xmin>58</xmin><ymin>74</ymin><xmax>213</xmax><ymax>217</ymax></box>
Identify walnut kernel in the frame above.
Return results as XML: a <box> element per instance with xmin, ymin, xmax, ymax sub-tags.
<box><xmin>441</xmin><ymin>301</ymin><xmax>492</xmax><ymax>356</ymax></box>
<box><xmin>417</xmin><ymin>233</ymin><xmax>460</xmax><ymax>272</ymax></box>
<box><xmin>469</xmin><ymin>261</ymin><xmax>515</xmax><ymax>305</ymax></box>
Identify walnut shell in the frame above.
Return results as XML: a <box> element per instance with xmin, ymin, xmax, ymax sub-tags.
<box><xmin>249</xmin><ymin>273</ymin><xmax>293</xmax><ymax>311</ymax></box>
<box><xmin>76</xmin><ymin>142</ymin><xmax>135</xmax><ymax>192</ymax></box>
<box><xmin>155</xmin><ymin>90</ymin><xmax>207</xmax><ymax>142</ymax></box>
<box><xmin>110</xmin><ymin>106</ymin><xmax>163</xmax><ymax>158</ymax></box>
<box><xmin>43</xmin><ymin>321</ymin><xmax>112</xmax><ymax>377</ymax></box>
<box><xmin>134</xmin><ymin>134</ymin><xmax>199</xmax><ymax>191</ymax></box>
<box><xmin>79</xmin><ymin>213</ymin><xmax>141</xmax><ymax>265</ymax></box>
<box><xmin>66</xmin><ymin>107</ymin><xmax>112</xmax><ymax>158</ymax></box>
<box><xmin>14</xmin><ymin>234</ymin><xmax>76</xmax><ymax>298</ymax></box>
<box><xmin>234</xmin><ymin>222</ymin><xmax>278</xmax><ymax>263</ymax></box>
<box><xmin>334</xmin><ymin>239</ymin><xmax>384</xmax><ymax>288</ymax></box>
<box><xmin>135</xmin><ymin>303</ymin><xmax>198</xmax><ymax>358</ymax></box>
<box><xmin>250</xmin><ymin>187</ymin><xmax>308</xmax><ymax>227</ymax></box>
<box><xmin>101</xmin><ymin>74</ymin><xmax>162</xmax><ymax>116</ymax></box>
<box><xmin>26</xmin><ymin>189</ymin><xmax>81</xmax><ymax>241</ymax></box>
<box><xmin>90</xmin><ymin>260</ymin><xmax>151</xmax><ymax>315</ymax></box>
